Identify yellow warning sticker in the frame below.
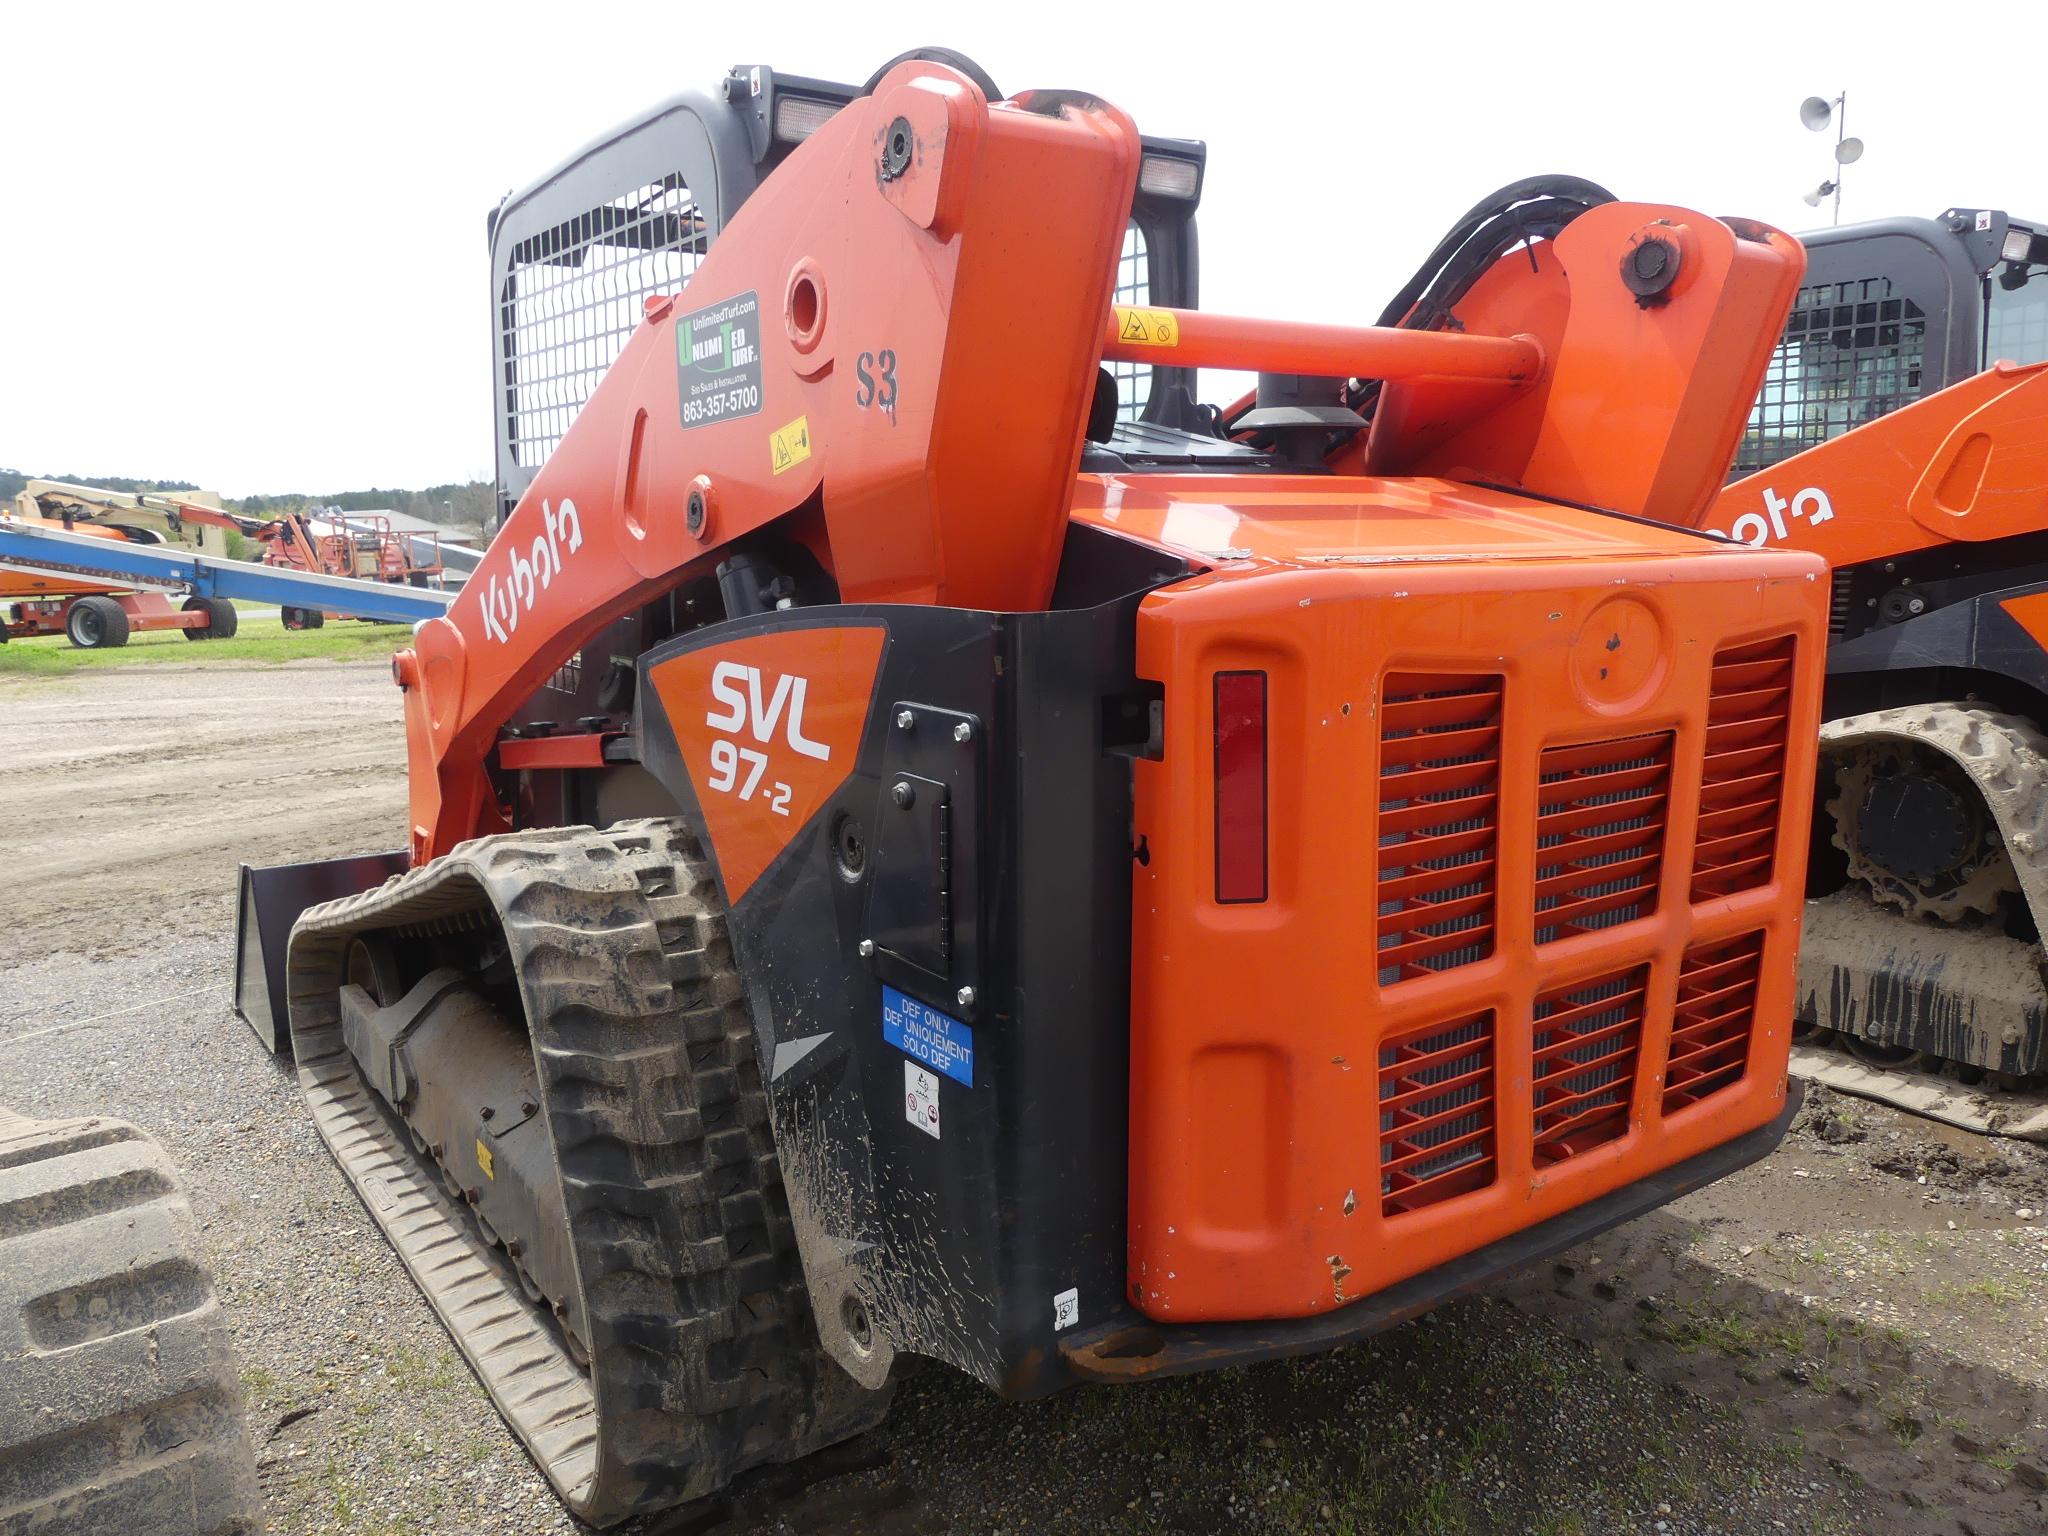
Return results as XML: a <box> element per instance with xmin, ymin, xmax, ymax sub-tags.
<box><xmin>1113</xmin><ymin>306</ymin><xmax>1179</xmax><ymax>347</ymax></box>
<box><xmin>769</xmin><ymin>415</ymin><xmax>813</xmax><ymax>475</ymax></box>
<box><xmin>475</xmin><ymin>1138</ymin><xmax>495</xmax><ymax>1180</ymax></box>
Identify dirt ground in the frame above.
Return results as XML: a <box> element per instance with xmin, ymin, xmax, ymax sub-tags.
<box><xmin>3</xmin><ymin>660</ymin><xmax>2045</xmax><ymax>1536</ymax></box>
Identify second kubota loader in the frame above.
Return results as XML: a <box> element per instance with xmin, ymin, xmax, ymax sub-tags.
<box><xmin>225</xmin><ymin>52</ymin><xmax>1828</xmax><ymax>1525</ymax></box>
<box><xmin>1676</xmin><ymin>209</ymin><xmax>2048</xmax><ymax>1135</ymax></box>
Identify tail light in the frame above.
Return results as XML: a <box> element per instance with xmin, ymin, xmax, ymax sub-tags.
<box><xmin>1213</xmin><ymin>671</ymin><xmax>1268</xmax><ymax>903</ymax></box>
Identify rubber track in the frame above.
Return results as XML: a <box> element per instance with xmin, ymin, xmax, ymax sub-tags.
<box><xmin>1809</xmin><ymin>703</ymin><xmax>2048</xmax><ymax>1120</ymax></box>
<box><xmin>284</xmin><ymin>820</ymin><xmax>884</xmax><ymax>1527</ymax></box>
<box><xmin>1823</xmin><ymin>703</ymin><xmax>2048</xmax><ymax>927</ymax></box>
<box><xmin>0</xmin><ymin>1110</ymin><xmax>260</xmax><ymax>1536</ymax></box>
<box><xmin>1791</xmin><ymin>1046</ymin><xmax>2048</xmax><ymax>1142</ymax></box>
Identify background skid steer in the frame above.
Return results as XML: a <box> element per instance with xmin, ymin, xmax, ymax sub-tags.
<box><xmin>226</xmin><ymin>51</ymin><xmax>1827</xmax><ymax>1526</ymax></box>
<box><xmin>1687</xmin><ymin>208</ymin><xmax>2048</xmax><ymax>1138</ymax></box>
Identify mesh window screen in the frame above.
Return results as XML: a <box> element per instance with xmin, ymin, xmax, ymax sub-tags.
<box><xmin>1113</xmin><ymin>223</ymin><xmax>1151</xmax><ymax>420</ymax></box>
<box><xmin>1733</xmin><ymin>277</ymin><xmax>1926</xmax><ymax>475</ymax></box>
<box><xmin>500</xmin><ymin>173</ymin><xmax>708</xmax><ymax>470</ymax></box>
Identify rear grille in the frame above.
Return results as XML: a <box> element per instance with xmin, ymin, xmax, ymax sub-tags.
<box><xmin>1690</xmin><ymin>636</ymin><xmax>1795</xmax><ymax>902</ymax></box>
<box><xmin>1377</xmin><ymin>674</ymin><xmax>1503</xmax><ymax>986</ymax></box>
<box><xmin>1535</xmin><ymin>733</ymin><xmax>1673</xmax><ymax>945</ymax></box>
<box><xmin>1379</xmin><ymin>1011</ymin><xmax>1497</xmax><ymax>1217</ymax></box>
<box><xmin>1664</xmin><ymin>931</ymin><xmax>1764</xmax><ymax>1113</ymax></box>
<box><xmin>1365</xmin><ymin>639</ymin><xmax>1786</xmax><ymax>1206</ymax></box>
<box><xmin>1531</xmin><ymin>966</ymin><xmax>1646</xmax><ymax>1163</ymax></box>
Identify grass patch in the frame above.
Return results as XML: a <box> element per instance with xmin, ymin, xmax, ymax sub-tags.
<box><xmin>1931</xmin><ymin>1277</ymin><xmax>2027</xmax><ymax>1307</ymax></box>
<box><xmin>1454</xmin><ymin>1417</ymin><xmax>1507</xmax><ymax>1477</ymax></box>
<box><xmin>383</xmin><ymin>1342</ymin><xmax>464</xmax><ymax>1396</ymax></box>
<box><xmin>1643</xmin><ymin>1300</ymin><xmax>1807</xmax><ymax>1360</ymax></box>
<box><xmin>1980</xmin><ymin>1442</ymin><xmax>2023</xmax><ymax>1471</ymax></box>
<box><xmin>1773</xmin><ymin>1428</ymin><xmax>1809</xmax><ymax>1468</ymax></box>
<box><xmin>1413</xmin><ymin>1483</ymin><xmax>1472</xmax><ymax>1535</ymax></box>
<box><xmin>0</xmin><ymin>611</ymin><xmax>414</xmax><ymax>674</ymax></box>
<box><xmin>239</xmin><ymin>1364</ymin><xmax>278</xmax><ymax>1401</ymax></box>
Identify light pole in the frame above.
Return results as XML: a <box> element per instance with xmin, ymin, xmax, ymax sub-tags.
<box><xmin>1799</xmin><ymin>92</ymin><xmax>1864</xmax><ymax>227</ymax></box>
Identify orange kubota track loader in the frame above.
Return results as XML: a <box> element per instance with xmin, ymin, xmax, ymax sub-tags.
<box><xmin>1652</xmin><ymin>208</ymin><xmax>2048</xmax><ymax>1130</ymax></box>
<box><xmin>230</xmin><ymin>52</ymin><xmax>1825</xmax><ymax>1525</ymax></box>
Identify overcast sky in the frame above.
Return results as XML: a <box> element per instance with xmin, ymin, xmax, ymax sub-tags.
<box><xmin>3</xmin><ymin>1</ymin><xmax>2041</xmax><ymax>496</ymax></box>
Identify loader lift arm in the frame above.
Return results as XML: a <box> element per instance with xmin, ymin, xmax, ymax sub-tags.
<box><xmin>401</xmin><ymin>62</ymin><xmax>1804</xmax><ymax>864</ymax></box>
<box><xmin>399</xmin><ymin>62</ymin><xmax>1143</xmax><ymax>859</ymax></box>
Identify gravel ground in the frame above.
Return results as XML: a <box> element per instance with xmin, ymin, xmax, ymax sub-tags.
<box><xmin>2</xmin><ymin>660</ymin><xmax>2045</xmax><ymax>1535</ymax></box>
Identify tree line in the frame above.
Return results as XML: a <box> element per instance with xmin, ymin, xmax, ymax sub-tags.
<box><xmin>0</xmin><ymin>469</ymin><xmax>201</xmax><ymax>500</ymax></box>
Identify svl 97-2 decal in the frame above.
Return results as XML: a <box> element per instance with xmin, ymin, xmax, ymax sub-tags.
<box><xmin>650</xmin><ymin>625</ymin><xmax>887</xmax><ymax>904</ymax></box>
<box><xmin>702</xmin><ymin>660</ymin><xmax>831</xmax><ymax>817</ymax></box>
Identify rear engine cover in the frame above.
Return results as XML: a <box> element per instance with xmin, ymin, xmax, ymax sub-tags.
<box><xmin>1125</xmin><ymin>546</ymin><xmax>1826</xmax><ymax>1320</ymax></box>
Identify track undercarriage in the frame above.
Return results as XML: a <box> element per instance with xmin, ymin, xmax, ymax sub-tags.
<box><xmin>1799</xmin><ymin>703</ymin><xmax>2048</xmax><ymax>1140</ymax></box>
<box><xmin>284</xmin><ymin>820</ymin><xmax>884</xmax><ymax>1527</ymax></box>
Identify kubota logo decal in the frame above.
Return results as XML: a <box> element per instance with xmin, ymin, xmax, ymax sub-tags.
<box><xmin>478</xmin><ymin>498</ymin><xmax>583</xmax><ymax>645</ymax></box>
<box><xmin>1723</xmin><ymin>484</ymin><xmax>1835</xmax><ymax>549</ymax></box>
<box><xmin>651</xmin><ymin>626</ymin><xmax>887</xmax><ymax>904</ymax></box>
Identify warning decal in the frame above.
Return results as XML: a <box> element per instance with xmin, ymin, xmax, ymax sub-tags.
<box><xmin>475</xmin><ymin>1139</ymin><xmax>495</xmax><ymax>1180</ymax></box>
<box><xmin>769</xmin><ymin>415</ymin><xmax>813</xmax><ymax>475</ymax></box>
<box><xmin>1053</xmin><ymin>1287</ymin><xmax>1079</xmax><ymax>1331</ymax></box>
<box><xmin>677</xmin><ymin>290</ymin><xmax>763</xmax><ymax>429</ymax></box>
<box><xmin>905</xmin><ymin>1060</ymin><xmax>942</xmax><ymax>1140</ymax></box>
<box><xmin>1114</xmin><ymin>305</ymin><xmax>1179</xmax><ymax>347</ymax></box>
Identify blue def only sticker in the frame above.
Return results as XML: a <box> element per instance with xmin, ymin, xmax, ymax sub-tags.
<box><xmin>881</xmin><ymin>985</ymin><xmax>974</xmax><ymax>1087</ymax></box>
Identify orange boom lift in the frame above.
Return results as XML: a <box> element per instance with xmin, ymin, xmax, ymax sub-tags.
<box><xmin>231</xmin><ymin>53</ymin><xmax>1824</xmax><ymax>1524</ymax></box>
<box><xmin>2</xmin><ymin>483</ymin><xmax>242</xmax><ymax>647</ymax></box>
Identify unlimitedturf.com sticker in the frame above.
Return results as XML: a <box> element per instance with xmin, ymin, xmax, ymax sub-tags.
<box><xmin>677</xmin><ymin>290</ymin><xmax>763</xmax><ymax>429</ymax></box>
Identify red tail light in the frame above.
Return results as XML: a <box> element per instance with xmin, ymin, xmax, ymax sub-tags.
<box><xmin>1213</xmin><ymin>670</ymin><xmax>1268</xmax><ymax>903</ymax></box>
